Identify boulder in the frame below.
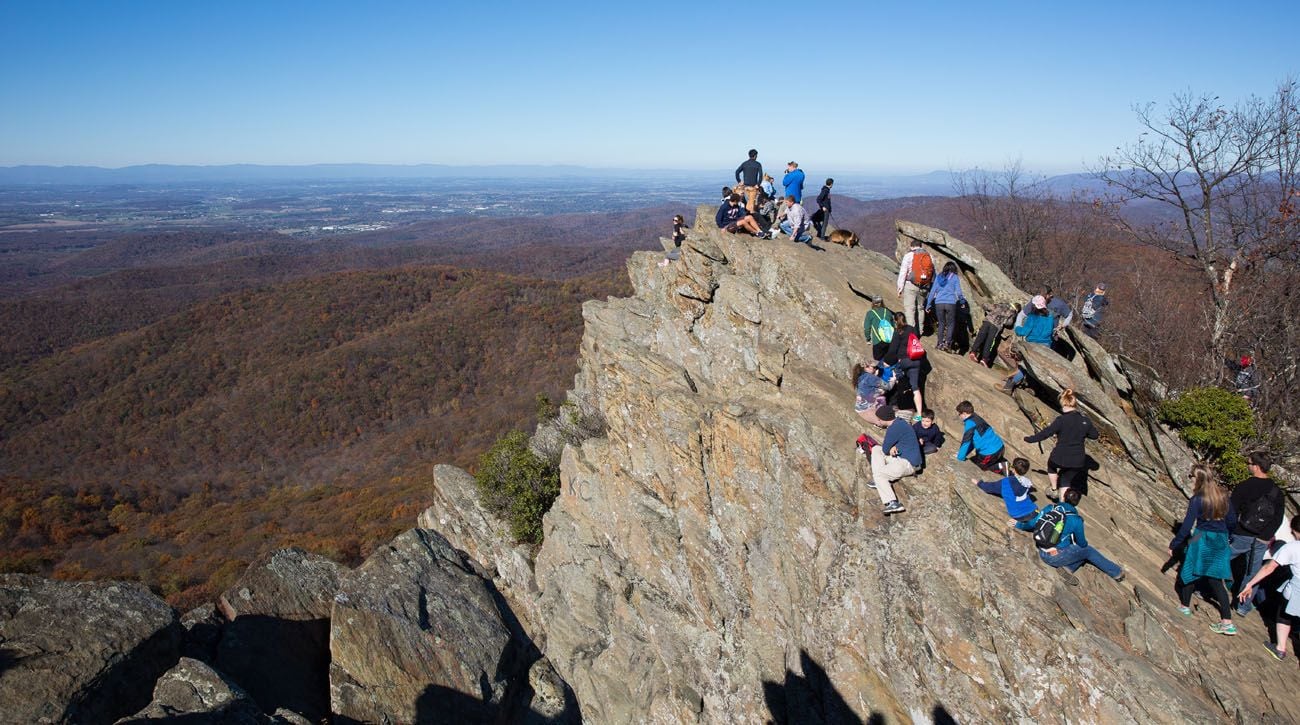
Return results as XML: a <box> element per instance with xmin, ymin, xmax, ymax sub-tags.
<box><xmin>329</xmin><ymin>528</ymin><xmax>526</xmax><ymax>724</ymax></box>
<box><xmin>0</xmin><ymin>575</ymin><xmax>181</xmax><ymax>724</ymax></box>
<box><xmin>115</xmin><ymin>657</ymin><xmax>265</xmax><ymax>724</ymax></box>
<box><xmin>217</xmin><ymin>548</ymin><xmax>344</xmax><ymax>723</ymax></box>
<box><xmin>181</xmin><ymin>603</ymin><xmax>225</xmax><ymax>663</ymax></box>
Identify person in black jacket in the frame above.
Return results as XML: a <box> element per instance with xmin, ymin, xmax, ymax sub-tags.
<box><xmin>1229</xmin><ymin>451</ymin><xmax>1285</xmax><ymax>616</ymax></box>
<box><xmin>880</xmin><ymin>311</ymin><xmax>925</xmax><ymax>421</ymax></box>
<box><xmin>811</xmin><ymin>178</ymin><xmax>833</xmax><ymax>240</ymax></box>
<box><xmin>735</xmin><ymin>149</ymin><xmax>763</xmax><ymax>212</ymax></box>
<box><xmin>1024</xmin><ymin>388</ymin><xmax>1097</xmax><ymax>501</ymax></box>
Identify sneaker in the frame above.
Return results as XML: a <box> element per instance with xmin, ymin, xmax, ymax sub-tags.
<box><xmin>1210</xmin><ymin>622</ymin><xmax>1238</xmax><ymax>636</ymax></box>
<box><xmin>883</xmin><ymin>500</ymin><xmax>905</xmax><ymax>515</ymax></box>
<box><xmin>866</xmin><ymin>480</ymin><xmax>878</xmax><ymax>489</ymax></box>
<box><xmin>1056</xmin><ymin>568</ymin><xmax>1080</xmax><ymax>586</ymax></box>
<box><xmin>1112</xmin><ymin>571</ymin><xmax>1126</xmax><ymax>583</ymax></box>
<box><xmin>912</xmin><ymin>414</ymin><xmax>923</xmax><ymax>423</ymax></box>
<box><xmin>1262</xmin><ymin>643</ymin><xmax>1288</xmax><ymax>661</ymax></box>
<box><xmin>1177</xmin><ymin>606</ymin><xmax>1192</xmax><ymax>617</ymax></box>
<box><xmin>657</xmin><ymin>258</ymin><xmax>670</xmax><ymax>268</ymax></box>
<box><xmin>1235</xmin><ymin>603</ymin><xmax>1254</xmax><ymax>617</ymax></box>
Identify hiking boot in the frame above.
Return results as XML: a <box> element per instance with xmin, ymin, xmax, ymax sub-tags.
<box><xmin>1210</xmin><ymin>622</ymin><xmax>1238</xmax><ymax>636</ymax></box>
<box><xmin>1112</xmin><ymin>571</ymin><xmax>1126</xmax><ymax>583</ymax></box>
<box><xmin>866</xmin><ymin>480</ymin><xmax>878</xmax><ymax>489</ymax></box>
<box><xmin>1056</xmin><ymin>568</ymin><xmax>1080</xmax><ymax>586</ymax></box>
<box><xmin>882</xmin><ymin>500</ymin><xmax>905</xmax><ymax>515</ymax></box>
<box><xmin>1262</xmin><ymin>643</ymin><xmax>1288</xmax><ymax>661</ymax></box>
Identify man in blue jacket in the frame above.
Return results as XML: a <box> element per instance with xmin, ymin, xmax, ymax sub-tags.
<box><xmin>782</xmin><ymin>162</ymin><xmax>806</xmax><ymax>203</ymax></box>
<box><xmin>862</xmin><ymin>405</ymin><xmax>923</xmax><ymax>515</ymax></box>
<box><xmin>1017</xmin><ymin>488</ymin><xmax>1125</xmax><ymax>585</ymax></box>
<box><xmin>954</xmin><ymin>400</ymin><xmax>1005</xmax><ymax>472</ymax></box>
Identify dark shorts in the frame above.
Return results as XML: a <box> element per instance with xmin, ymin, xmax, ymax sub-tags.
<box><xmin>1048</xmin><ymin>459</ymin><xmax>1089</xmax><ymax>488</ymax></box>
<box><xmin>724</xmin><ymin>222</ymin><xmax>743</xmax><ymax>233</ymax></box>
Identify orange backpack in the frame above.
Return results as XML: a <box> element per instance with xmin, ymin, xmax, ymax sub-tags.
<box><xmin>910</xmin><ymin>250</ymin><xmax>935</xmax><ymax>287</ymax></box>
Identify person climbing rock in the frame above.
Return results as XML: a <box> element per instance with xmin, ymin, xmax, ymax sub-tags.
<box><xmin>1013</xmin><ymin>295</ymin><xmax>1055</xmax><ymax>346</ymax></box>
<box><xmin>955</xmin><ymin>400</ymin><xmax>1006</xmax><ymax>472</ymax></box>
<box><xmin>1017</xmin><ymin>488</ymin><xmax>1124</xmax><ymax>585</ymax></box>
<box><xmin>812</xmin><ymin>178</ymin><xmax>833</xmax><ymax>240</ymax></box>
<box><xmin>862</xmin><ymin>405</ymin><xmax>923</xmax><ymax>516</ymax></box>
<box><xmin>1238</xmin><ymin>516</ymin><xmax>1300</xmax><ymax>660</ymax></box>
<box><xmin>972</xmin><ymin>456</ymin><xmax>1038</xmax><ymax>525</ymax></box>
<box><xmin>1023</xmin><ymin>389</ymin><xmax>1097</xmax><ymax>501</ymax></box>
<box><xmin>970</xmin><ymin>299</ymin><xmax>1015</xmax><ymax>367</ymax></box>
<box><xmin>735</xmin><ymin>149</ymin><xmax>763</xmax><ymax>212</ymax></box>
<box><xmin>880</xmin><ymin>311</ymin><xmax>925</xmax><ymax>421</ymax></box>
<box><xmin>1169</xmin><ymin>463</ymin><xmax>1238</xmax><ymax>636</ymax></box>
<box><xmin>925</xmin><ymin>261</ymin><xmax>967</xmax><ymax>352</ymax></box>
<box><xmin>1230</xmin><ymin>451</ymin><xmax>1285</xmax><ymax>616</ymax></box>
<box><xmin>863</xmin><ymin>295</ymin><xmax>895</xmax><ymax>362</ymax></box>
<box><xmin>896</xmin><ymin>239</ymin><xmax>934</xmax><ymax>334</ymax></box>
<box><xmin>1080</xmin><ymin>283</ymin><xmax>1108</xmax><ymax>339</ymax></box>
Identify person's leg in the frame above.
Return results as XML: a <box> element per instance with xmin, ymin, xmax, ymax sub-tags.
<box><xmin>1205</xmin><ymin>578</ymin><xmax>1233</xmax><ymax>622</ymax></box>
<box><xmin>740</xmin><ymin>216</ymin><xmax>762</xmax><ymax>235</ymax></box>
<box><xmin>872</xmin><ymin>341</ymin><xmax>889</xmax><ymax>362</ymax></box>
<box><xmin>1275</xmin><ymin>611</ymin><xmax>1295</xmax><ymax>655</ymax></box>
<box><xmin>905</xmin><ymin>364</ymin><xmax>923</xmax><ymax>419</ymax></box>
<box><xmin>1177</xmin><ymin>578</ymin><xmax>1196</xmax><ymax>607</ymax></box>
<box><xmin>971</xmin><ymin>323</ymin><xmax>992</xmax><ymax>360</ymax></box>
<box><xmin>1076</xmin><ymin>545</ymin><xmax>1123</xmax><ymax>578</ymax></box>
<box><xmin>1246</xmin><ymin>538</ymin><xmax>1268</xmax><ymax>610</ymax></box>
<box><xmin>869</xmin><ymin>446</ymin><xmax>898</xmax><ymax>505</ymax></box>
<box><xmin>902</xmin><ymin>282</ymin><xmax>920</xmax><ymax>330</ymax></box>
<box><xmin>938</xmin><ymin>304</ymin><xmax>957</xmax><ymax>349</ymax></box>
<box><xmin>744</xmin><ymin>186</ymin><xmax>758</xmax><ymax>212</ymax></box>
<box><xmin>779</xmin><ymin>220</ymin><xmax>793</xmax><ymax>236</ymax></box>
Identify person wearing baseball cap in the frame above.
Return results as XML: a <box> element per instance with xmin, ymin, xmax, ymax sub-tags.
<box><xmin>1081</xmin><ymin>283</ymin><xmax>1109</xmax><ymax>339</ymax></box>
<box><xmin>1014</xmin><ymin>295</ymin><xmax>1056</xmax><ymax>346</ymax></box>
<box><xmin>860</xmin><ymin>404</ymin><xmax>924</xmax><ymax>515</ymax></box>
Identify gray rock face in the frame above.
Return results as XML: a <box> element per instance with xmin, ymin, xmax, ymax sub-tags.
<box><xmin>217</xmin><ymin>548</ymin><xmax>344</xmax><ymax>723</ymax></box>
<box><xmin>0</xmin><ymin>575</ymin><xmax>181</xmax><ymax>724</ymax></box>
<box><xmin>496</xmin><ymin>211</ymin><xmax>1293</xmax><ymax>722</ymax></box>
<box><xmin>181</xmin><ymin>603</ymin><xmax>225</xmax><ymax>663</ymax></box>
<box><xmin>116</xmin><ymin>657</ymin><xmax>266</xmax><ymax>724</ymax></box>
<box><xmin>329</xmin><ymin>528</ymin><xmax>525</xmax><ymax>724</ymax></box>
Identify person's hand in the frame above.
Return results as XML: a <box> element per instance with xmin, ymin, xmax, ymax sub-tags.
<box><xmin>1045</xmin><ymin>547</ymin><xmax>1059</xmax><ymax>556</ymax></box>
<box><xmin>1238</xmin><ymin>585</ymin><xmax>1254</xmax><ymax>602</ymax></box>
<box><xmin>1023</xmin><ymin>436</ymin><xmax>1033</xmax><ymax>442</ymax></box>
<box><xmin>1166</xmin><ymin>548</ymin><xmax>1173</xmax><ymax>558</ymax></box>
<box><xmin>1007</xmin><ymin>518</ymin><xmax>1018</xmax><ymax>527</ymax></box>
<box><xmin>970</xmin><ymin>478</ymin><xmax>979</xmax><ymax>486</ymax></box>
<box><xmin>897</xmin><ymin>290</ymin><xmax>903</xmax><ymax>297</ymax></box>
<box><xmin>889</xmin><ymin>446</ymin><xmax>898</xmax><ymax>456</ymax></box>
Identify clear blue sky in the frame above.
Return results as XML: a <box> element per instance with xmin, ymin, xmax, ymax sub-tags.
<box><xmin>1</xmin><ymin>1</ymin><xmax>1294</xmax><ymax>173</ymax></box>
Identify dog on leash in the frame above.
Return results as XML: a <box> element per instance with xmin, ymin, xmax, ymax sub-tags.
<box><xmin>827</xmin><ymin>229</ymin><xmax>859</xmax><ymax>248</ymax></box>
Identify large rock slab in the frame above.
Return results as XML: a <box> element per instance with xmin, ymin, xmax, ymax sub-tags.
<box><xmin>116</xmin><ymin>657</ymin><xmax>266</xmax><ymax>724</ymax></box>
<box><xmin>217</xmin><ymin>548</ymin><xmax>344</xmax><ymax>723</ymax></box>
<box><xmin>329</xmin><ymin>528</ymin><xmax>526</xmax><ymax>724</ymax></box>
<box><xmin>0</xmin><ymin>575</ymin><xmax>181</xmax><ymax>724</ymax></box>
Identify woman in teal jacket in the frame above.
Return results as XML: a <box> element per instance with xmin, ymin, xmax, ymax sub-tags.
<box><xmin>1014</xmin><ymin>295</ymin><xmax>1055</xmax><ymax>346</ymax></box>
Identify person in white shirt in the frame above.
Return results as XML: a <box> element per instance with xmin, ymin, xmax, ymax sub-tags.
<box><xmin>1239</xmin><ymin>516</ymin><xmax>1300</xmax><ymax>661</ymax></box>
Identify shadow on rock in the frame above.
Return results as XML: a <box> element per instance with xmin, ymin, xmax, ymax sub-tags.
<box><xmin>762</xmin><ymin>650</ymin><xmax>878</xmax><ymax>725</ymax></box>
<box><xmin>217</xmin><ymin>615</ymin><xmax>330</xmax><ymax>722</ymax></box>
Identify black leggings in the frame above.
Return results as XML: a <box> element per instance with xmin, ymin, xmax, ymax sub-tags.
<box><xmin>972</xmin><ymin>322</ymin><xmax>1001</xmax><ymax>362</ymax></box>
<box><xmin>1178</xmin><ymin>577</ymin><xmax>1232</xmax><ymax>619</ymax></box>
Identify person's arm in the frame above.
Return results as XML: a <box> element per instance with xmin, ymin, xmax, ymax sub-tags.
<box><xmin>881</xmin><ymin>422</ymin><xmax>904</xmax><ymax>453</ymax></box>
<box><xmin>1068</xmin><ymin>515</ymin><xmax>1088</xmax><ymax>549</ymax></box>
<box><xmin>1226</xmin><ymin>502</ymin><xmax>1238</xmax><ymax>537</ymax></box>
<box><xmin>956</xmin><ymin>423</ymin><xmax>975</xmax><ymax>460</ymax></box>
<box><xmin>1024</xmin><ymin>416</ymin><xmax>1061</xmax><ymax>443</ymax></box>
<box><xmin>1238</xmin><ymin>560</ymin><xmax>1281</xmax><ymax>602</ymax></box>
<box><xmin>1084</xmin><ymin>417</ymin><xmax>1099</xmax><ymax>440</ymax></box>
<box><xmin>1169</xmin><ymin>498</ymin><xmax>1200</xmax><ymax>552</ymax></box>
<box><xmin>925</xmin><ymin>282</ymin><xmax>937</xmax><ymax>309</ymax></box>
<box><xmin>735</xmin><ymin>164</ymin><xmax>744</xmax><ymax>184</ymax></box>
<box><xmin>974</xmin><ymin>478</ymin><xmax>1000</xmax><ymax>496</ymax></box>
<box><xmin>1014</xmin><ymin>307</ymin><xmax>1027</xmax><ymax>329</ymax></box>
<box><xmin>715</xmin><ymin>204</ymin><xmax>727</xmax><ymax>228</ymax></box>
<box><xmin>957</xmin><ymin>279</ymin><xmax>967</xmax><ymax>304</ymax></box>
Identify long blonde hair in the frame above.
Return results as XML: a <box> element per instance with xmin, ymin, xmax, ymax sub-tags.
<box><xmin>1191</xmin><ymin>462</ymin><xmax>1228</xmax><ymax>520</ymax></box>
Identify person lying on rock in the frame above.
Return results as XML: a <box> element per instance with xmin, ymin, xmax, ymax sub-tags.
<box><xmin>852</xmin><ymin>361</ymin><xmax>888</xmax><ymax>421</ymax></box>
<box><xmin>913</xmin><ymin>409</ymin><xmax>945</xmax><ymax>455</ymax></box>
<box><xmin>860</xmin><ymin>405</ymin><xmax>923</xmax><ymax>516</ymax></box>
<box><xmin>1238</xmin><ymin>515</ymin><xmax>1300</xmax><ymax>661</ymax></box>
<box><xmin>971</xmin><ymin>456</ymin><xmax>1037</xmax><ymax>526</ymax></box>
<box><xmin>1168</xmin><ymin>463</ymin><xmax>1238</xmax><ymax>636</ymax></box>
<box><xmin>1017</xmin><ymin>487</ymin><xmax>1125</xmax><ymax>586</ymax></box>
<box><xmin>955</xmin><ymin>400</ymin><xmax>1006</xmax><ymax>474</ymax></box>
<box><xmin>1023</xmin><ymin>389</ymin><xmax>1097</xmax><ymax>502</ymax></box>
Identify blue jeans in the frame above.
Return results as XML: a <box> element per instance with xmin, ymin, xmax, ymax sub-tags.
<box><xmin>779</xmin><ymin>221</ymin><xmax>813</xmax><ymax>242</ymax></box>
<box><xmin>1040</xmin><ymin>543</ymin><xmax>1122</xmax><ymax>578</ymax></box>
<box><xmin>1230</xmin><ymin>534</ymin><xmax>1268</xmax><ymax>611</ymax></box>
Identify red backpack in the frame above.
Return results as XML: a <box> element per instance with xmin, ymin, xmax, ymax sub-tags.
<box><xmin>906</xmin><ymin>331</ymin><xmax>926</xmax><ymax>360</ymax></box>
<box><xmin>910</xmin><ymin>250</ymin><xmax>935</xmax><ymax>287</ymax></box>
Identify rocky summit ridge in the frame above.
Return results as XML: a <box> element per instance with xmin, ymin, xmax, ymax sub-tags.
<box><xmin>2</xmin><ymin>211</ymin><xmax>1296</xmax><ymax>723</ymax></box>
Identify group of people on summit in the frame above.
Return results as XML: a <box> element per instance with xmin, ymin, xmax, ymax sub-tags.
<box><xmin>714</xmin><ymin>149</ymin><xmax>834</xmax><ymax>244</ymax></box>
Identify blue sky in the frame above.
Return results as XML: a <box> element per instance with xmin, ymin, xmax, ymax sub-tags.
<box><xmin>1</xmin><ymin>1</ymin><xmax>1294</xmax><ymax>173</ymax></box>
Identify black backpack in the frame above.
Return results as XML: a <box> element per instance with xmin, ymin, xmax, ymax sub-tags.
<box><xmin>1033</xmin><ymin>506</ymin><xmax>1070</xmax><ymax>549</ymax></box>
<box><xmin>1240</xmin><ymin>486</ymin><xmax>1282</xmax><ymax>536</ymax></box>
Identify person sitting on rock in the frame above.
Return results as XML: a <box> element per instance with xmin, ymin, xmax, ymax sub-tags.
<box><xmin>1014</xmin><ymin>295</ymin><xmax>1055</xmax><ymax>346</ymax></box>
<box><xmin>659</xmin><ymin>214</ymin><xmax>687</xmax><ymax>267</ymax></box>
<box><xmin>852</xmin><ymin>361</ymin><xmax>887</xmax><ymax>417</ymax></box>
<box><xmin>1238</xmin><ymin>515</ymin><xmax>1300</xmax><ymax>661</ymax></box>
<box><xmin>778</xmin><ymin>195</ymin><xmax>814</xmax><ymax>244</ymax></box>
<box><xmin>972</xmin><ymin>456</ymin><xmax>1037</xmax><ymax>525</ymax></box>
<box><xmin>913</xmin><ymin>408</ymin><xmax>945</xmax><ymax>455</ymax></box>
<box><xmin>715</xmin><ymin>193</ymin><xmax>768</xmax><ymax>238</ymax></box>
<box><xmin>1017</xmin><ymin>487</ymin><xmax>1125</xmax><ymax>586</ymax></box>
<box><xmin>1023</xmin><ymin>388</ymin><xmax>1097</xmax><ymax>502</ymax></box>
<box><xmin>880</xmin><ymin>311</ymin><xmax>925</xmax><ymax>422</ymax></box>
<box><xmin>924</xmin><ymin>261</ymin><xmax>967</xmax><ymax>353</ymax></box>
<box><xmin>1169</xmin><ymin>463</ymin><xmax>1238</xmax><ymax>636</ymax></box>
<box><xmin>955</xmin><ymin>400</ymin><xmax>1006</xmax><ymax>473</ymax></box>
<box><xmin>863</xmin><ymin>294</ymin><xmax>895</xmax><ymax>362</ymax></box>
<box><xmin>861</xmin><ymin>405</ymin><xmax>923</xmax><ymax>516</ymax></box>
<box><xmin>970</xmin><ymin>300</ymin><xmax>1015</xmax><ymax>367</ymax></box>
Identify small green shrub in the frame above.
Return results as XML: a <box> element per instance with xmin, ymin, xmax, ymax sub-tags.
<box><xmin>473</xmin><ymin>430</ymin><xmax>560</xmax><ymax>545</ymax></box>
<box><xmin>1158</xmin><ymin>386</ymin><xmax>1256</xmax><ymax>483</ymax></box>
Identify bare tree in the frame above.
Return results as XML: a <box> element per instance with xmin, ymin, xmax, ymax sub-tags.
<box><xmin>1098</xmin><ymin>81</ymin><xmax>1300</xmax><ymax>375</ymax></box>
<box><xmin>953</xmin><ymin>160</ymin><xmax>1059</xmax><ymax>289</ymax></box>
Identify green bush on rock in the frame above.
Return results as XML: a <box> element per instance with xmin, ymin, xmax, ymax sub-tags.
<box><xmin>473</xmin><ymin>430</ymin><xmax>560</xmax><ymax>545</ymax></box>
<box><xmin>1158</xmin><ymin>386</ymin><xmax>1256</xmax><ymax>484</ymax></box>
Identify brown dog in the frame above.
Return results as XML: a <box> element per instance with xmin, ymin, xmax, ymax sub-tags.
<box><xmin>827</xmin><ymin>229</ymin><xmax>859</xmax><ymax>248</ymax></box>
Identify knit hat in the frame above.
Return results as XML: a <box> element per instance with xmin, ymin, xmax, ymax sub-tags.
<box><xmin>877</xmin><ymin>405</ymin><xmax>896</xmax><ymax>421</ymax></box>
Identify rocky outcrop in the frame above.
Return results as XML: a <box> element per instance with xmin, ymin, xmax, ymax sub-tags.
<box><xmin>502</xmin><ymin>211</ymin><xmax>1295</xmax><ymax>722</ymax></box>
<box><xmin>0</xmin><ymin>575</ymin><xmax>181</xmax><ymax>724</ymax></box>
<box><xmin>329</xmin><ymin>527</ymin><xmax>528</xmax><ymax>724</ymax></box>
<box><xmin>116</xmin><ymin>657</ymin><xmax>265</xmax><ymax>724</ymax></box>
<box><xmin>217</xmin><ymin>548</ymin><xmax>344</xmax><ymax>723</ymax></box>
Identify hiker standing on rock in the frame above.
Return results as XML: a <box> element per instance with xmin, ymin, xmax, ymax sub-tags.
<box><xmin>1238</xmin><ymin>516</ymin><xmax>1300</xmax><ymax>661</ymax></box>
<box><xmin>1230</xmin><ymin>451</ymin><xmax>1285</xmax><ymax>617</ymax></box>
<box><xmin>896</xmin><ymin>239</ymin><xmax>935</xmax><ymax>334</ymax></box>
<box><xmin>925</xmin><ymin>261</ymin><xmax>967</xmax><ymax>353</ymax></box>
<box><xmin>735</xmin><ymin>149</ymin><xmax>763</xmax><ymax>213</ymax></box>
<box><xmin>782</xmin><ymin>162</ymin><xmax>806</xmax><ymax>203</ymax></box>
<box><xmin>861</xmin><ymin>405</ymin><xmax>923</xmax><ymax>516</ymax></box>
<box><xmin>1169</xmin><ymin>463</ymin><xmax>1238</xmax><ymax>636</ymax></box>
<box><xmin>812</xmin><ymin>178</ymin><xmax>833</xmax><ymax>240</ymax></box>
<box><xmin>1080</xmin><ymin>283</ymin><xmax>1108</xmax><ymax>339</ymax></box>
<box><xmin>863</xmin><ymin>294</ymin><xmax>895</xmax><ymax>362</ymax></box>
<box><xmin>1017</xmin><ymin>487</ymin><xmax>1125</xmax><ymax>585</ymax></box>
<box><xmin>1023</xmin><ymin>388</ymin><xmax>1097</xmax><ymax>501</ymax></box>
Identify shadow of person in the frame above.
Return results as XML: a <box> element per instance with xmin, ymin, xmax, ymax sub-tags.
<box><xmin>761</xmin><ymin>649</ymin><xmax>877</xmax><ymax>725</ymax></box>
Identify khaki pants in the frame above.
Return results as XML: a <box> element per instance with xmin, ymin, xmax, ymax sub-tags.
<box><xmin>870</xmin><ymin>446</ymin><xmax>916</xmax><ymax>504</ymax></box>
<box><xmin>902</xmin><ymin>281</ymin><xmax>927</xmax><ymax>333</ymax></box>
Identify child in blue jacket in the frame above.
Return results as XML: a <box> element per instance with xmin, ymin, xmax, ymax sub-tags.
<box><xmin>972</xmin><ymin>457</ymin><xmax>1037</xmax><ymax>524</ymax></box>
<box><xmin>954</xmin><ymin>400</ymin><xmax>1006</xmax><ymax>472</ymax></box>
